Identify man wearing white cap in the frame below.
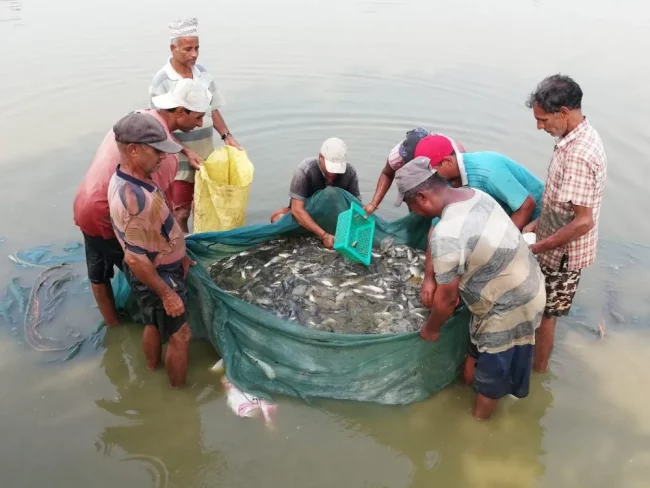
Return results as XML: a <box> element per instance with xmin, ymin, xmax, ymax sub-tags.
<box><xmin>270</xmin><ymin>138</ymin><xmax>361</xmax><ymax>248</ymax></box>
<box><xmin>149</xmin><ymin>16</ymin><xmax>241</xmax><ymax>233</ymax></box>
<box><xmin>73</xmin><ymin>79</ymin><xmax>211</xmax><ymax>329</ymax></box>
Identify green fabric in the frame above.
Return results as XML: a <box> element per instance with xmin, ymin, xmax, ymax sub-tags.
<box><xmin>113</xmin><ymin>187</ymin><xmax>470</xmax><ymax>405</ymax></box>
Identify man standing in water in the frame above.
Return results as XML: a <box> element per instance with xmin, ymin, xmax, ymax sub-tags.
<box><xmin>395</xmin><ymin>157</ymin><xmax>545</xmax><ymax>420</ymax></box>
<box><xmin>269</xmin><ymin>138</ymin><xmax>361</xmax><ymax>249</ymax></box>
<box><xmin>149</xmin><ymin>17</ymin><xmax>242</xmax><ymax>233</ymax></box>
<box><xmin>73</xmin><ymin>79</ymin><xmax>211</xmax><ymax>328</ymax></box>
<box><xmin>108</xmin><ymin>112</ymin><xmax>195</xmax><ymax>388</ymax></box>
<box><xmin>524</xmin><ymin>74</ymin><xmax>607</xmax><ymax>373</ymax></box>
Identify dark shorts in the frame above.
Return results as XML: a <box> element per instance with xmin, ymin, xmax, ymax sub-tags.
<box><xmin>123</xmin><ymin>262</ymin><xmax>188</xmax><ymax>344</ymax></box>
<box><xmin>540</xmin><ymin>255</ymin><xmax>582</xmax><ymax>318</ymax></box>
<box><xmin>172</xmin><ymin>181</ymin><xmax>194</xmax><ymax>213</ymax></box>
<box><xmin>469</xmin><ymin>343</ymin><xmax>534</xmax><ymax>400</ymax></box>
<box><xmin>83</xmin><ymin>232</ymin><xmax>125</xmax><ymax>284</ymax></box>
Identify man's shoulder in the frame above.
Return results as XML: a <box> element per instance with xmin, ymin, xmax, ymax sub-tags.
<box><xmin>295</xmin><ymin>157</ymin><xmax>318</xmax><ymax>173</ymax></box>
<box><xmin>150</xmin><ymin>64</ymin><xmax>172</xmax><ymax>86</ymax></box>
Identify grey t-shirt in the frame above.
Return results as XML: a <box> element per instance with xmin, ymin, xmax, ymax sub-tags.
<box><xmin>289</xmin><ymin>157</ymin><xmax>361</xmax><ymax>201</ymax></box>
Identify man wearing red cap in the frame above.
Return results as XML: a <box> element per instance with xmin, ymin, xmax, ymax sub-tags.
<box><xmin>413</xmin><ymin>135</ymin><xmax>544</xmax><ymax>308</ymax></box>
<box><xmin>364</xmin><ymin>127</ymin><xmax>465</xmax><ymax>217</ymax></box>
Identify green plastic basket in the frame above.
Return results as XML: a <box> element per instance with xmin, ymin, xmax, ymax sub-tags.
<box><xmin>333</xmin><ymin>201</ymin><xmax>376</xmax><ymax>266</ymax></box>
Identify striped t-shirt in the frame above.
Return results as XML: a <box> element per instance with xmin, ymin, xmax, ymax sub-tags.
<box><xmin>431</xmin><ymin>189</ymin><xmax>545</xmax><ymax>354</ymax></box>
<box><xmin>108</xmin><ymin>165</ymin><xmax>186</xmax><ymax>267</ymax></box>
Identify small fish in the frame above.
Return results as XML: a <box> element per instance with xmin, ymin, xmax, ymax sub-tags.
<box><xmin>362</xmin><ymin>285</ymin><xmax>384</xmax><ymax>293</ymax></box>
<box><xmin>321</xmin><ymin>280</ymin><xmax>334</xmax><ymax>287</ymax></box>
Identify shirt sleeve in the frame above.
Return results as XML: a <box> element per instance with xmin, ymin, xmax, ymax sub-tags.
<box><xmin>387</xmin><ymin>142</ymin><xmax>404</xmax><ymax>171</ymax></box>
<box><xmin>148</xmin><ymin>77</ymin><xmax>169</xmax><ymax>109</ymax></box>
<box><xmin>557</xmin><ymin>154</ymin><xmax>597</xmax><ymax>207</ymax></box>
<box><xmin>484</xmin><ymin>159</ymin><xmax>531</xmax><ymax>213</ymax></box>
<box><xmin>289</xmin><ymin>168</ymin><xmax>309</xmax><ymax>201</ymax></box>
<box><xmin>207</xmin><ymin>80</ymin><xmax>226</xmax><ymax>111</ymax></box>
<box><xmin>431</xmin><ymin>233</ymin><xmax>465</xmax><ymax>284</ymax></box>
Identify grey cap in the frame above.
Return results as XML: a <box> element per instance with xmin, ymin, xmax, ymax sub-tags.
<box><xmin>394</xmin><ymin>156</ymin><xmax>437</xmax><ymax>206</ymax></box>
<box><xmin>113</xmin><ymin>112</ymin><xmax>183</xmax><ymax>154</ymax></box>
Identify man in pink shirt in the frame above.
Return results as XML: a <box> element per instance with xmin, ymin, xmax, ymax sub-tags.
<box><xmin>73</xmin><ymin>78</ymin><xmax>211</xmax><ymax>328</ymax></box>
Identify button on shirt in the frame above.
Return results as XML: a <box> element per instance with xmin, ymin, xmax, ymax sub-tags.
<box><xmin>108</xmin><ymin>166</ymin><xmax>186</xmax><ymax>267</ymax></box>
<box><xmin>536</xmin><ymin>118</ymin><xmax>607</xmax><ymax>271</ymax></box>
<box><xmin>289</xmin><ymin>157</ymin><xmax>361</xmax><ymax>202</ymax></box>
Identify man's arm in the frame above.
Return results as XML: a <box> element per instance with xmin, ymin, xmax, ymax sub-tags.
<box><xmin>510</xmin><ymin>195</ymin><xmax>537</xmax><ymax>230</ymax></box>
<box><xmin>486</xmin><ymin>163</ymin><xmax>537</xmax><ymax>231</ymax></box>
<box><xmin>290</xmin><ymin>199</ymin><xmax>332</xmax><ymax>247</ymax></box>
<box><xmin>420</xmin><ymin>276</ymin><xmax>461</xmax><ymax>341</ymax></box>
<box><xmin>212</xmin><ymin>110</ymin><xmax>241</xmax><ymax>150</ymax></box>
<box><xmin>531</xmin><ymin>203</ymin><xmax>594</xmax><ymax>255</ymax></box>
<box><xmin>364</xmin><ymin>163</ymin><xmax>396</xmax><ymax>216</ymax></box>
<box><xmin>123</xmin><ymin>251</ymin><xmax>185</xmax><ymax>317</ymax></box>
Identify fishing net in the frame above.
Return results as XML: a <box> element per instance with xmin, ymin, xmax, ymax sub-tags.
<box><xmin>113</xmin><ymin>186</ymin><xmax>471</xmax><ymax>405</ymax></box>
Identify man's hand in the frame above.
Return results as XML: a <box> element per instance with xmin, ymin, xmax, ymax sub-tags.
<box><xmin>421</xmin><ymin>278</ymin><xmax>435</xmax><ymax>308</ymax></box>
<box><xmin>182</xmin><ymin>255</ymin><xmax>196</xmax><ymax>279</ymax></box>
<box><xmin>321</xmin><ymin>233</ymin><xmax>335</xmax><ymax>249</ymax></box>
<box><xmin>420</xmin><ymin>326</ymin><xmax>441</xmax><ymax>342</ymax></box>
<box><xmin>224</xmin><ymin>134</ymin><xmax>242</xmax><ymax>150</ymax></box>
<box><xmin>529</xmin><ymin>242</ymin><xmax>541</xmax><ymax>255</ymax></box>
<box><xmin>162</xmin><ymin>291</ymin><xmax>185</xmax><ymax>317</ymax></box>
<box><xmin>183</xmin><ymin>148</ymin><xmax>203</xmax><ymax>170</ymax></box>
<box><xmin>363</xmin><ymin>202</ymin><xmax>377</xmax><ymax>218</ymax></box>
<box><xmin>523</xmin><ymin>219</ymin><xmax>538</xmax><ymax>234</ymax></box>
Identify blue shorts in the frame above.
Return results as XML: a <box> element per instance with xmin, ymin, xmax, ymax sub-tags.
<box><xmin>469</xmin><ymin>343</ymin><xmax>534</xmax><ymax>400</ymax></box>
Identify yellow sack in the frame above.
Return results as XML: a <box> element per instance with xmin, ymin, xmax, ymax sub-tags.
<box><xmin>193</xmin><ymin>146</ymin><xmax>255</xmax><ymax>233</ymax></box>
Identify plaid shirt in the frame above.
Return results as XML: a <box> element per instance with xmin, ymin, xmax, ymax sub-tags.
<box><xmin>536</xmin><ymin>117</ymin><xmax>607</xmax><ymax>271</ymax></box>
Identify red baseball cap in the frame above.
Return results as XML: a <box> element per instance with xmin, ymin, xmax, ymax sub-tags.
<box><xmin>413</xmin><ymin>135</ymin><xmax>454</xmax><ymax>166</ymax></box>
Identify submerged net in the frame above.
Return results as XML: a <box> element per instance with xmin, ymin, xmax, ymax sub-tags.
<box><xmin>113</xmin><ymin>187</ymin><xmax>470</xmax><ymax>405</ymax></box>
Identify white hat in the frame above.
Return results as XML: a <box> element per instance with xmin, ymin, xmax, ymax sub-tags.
<box><xmin>320</xmin><ymin>137</ymin><xmax>348</xmax><ymax>174</ymax></box>
<box><xmin>169</xmin><ymin>17</ymin><xmax>198</xmax><ymax>41</ymax></box>
<box><xmin>151</xmin><ymin>78</ymin><xmax>212</xmax><ymax>113</ymax></box>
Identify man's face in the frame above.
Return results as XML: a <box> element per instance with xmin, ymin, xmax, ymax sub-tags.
<box><xmin>318</xmin><ymin>154</ymin><xmax>338</xmax><ymax>184</ymax></box>
<box><xmin>171</xmin><ymin>37</ymin><xmax>199</xmax><ymax>67</ymax></box>
<box><xmin>133</xmin><ymin>144</ymin><xmax>166</xmax><ymax>176</ymax></box>
<box><xmin>432</xmin><ymin>157</ymin><xmax>460</xmax><ymax>186</ymax></box>
<box><xmin>175</xmin><ymin>109</ymin><xmax>205</xmax><ymax>132</ymax></box>
<box><xmin>533</xmin><ymin>102</ymin><xmax>569</xmax><ymax>138</ymax></box>
<box><xmin>405</xmin><ymin>191</ymin><xmax>442</xmax><ymax>219</ymax></box>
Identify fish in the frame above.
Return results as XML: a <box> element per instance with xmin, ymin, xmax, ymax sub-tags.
<box><xmin>209</xmin><ymin>236</ymin><xmax>431</xmax><ymax>335</ymax></box>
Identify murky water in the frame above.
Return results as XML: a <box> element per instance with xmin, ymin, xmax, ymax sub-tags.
<box><xmin>1</xmin><ymin>0</ymin><xmax>650</xmax><ymax>486</ymax></box>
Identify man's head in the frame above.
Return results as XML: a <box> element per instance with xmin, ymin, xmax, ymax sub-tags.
<box><xmin>413</xmin><ymin>135</ymin><xmax>460</xmax><ymax>185</ymax></box>
<box><xmin>526</xmin><ymin>74</ymin><xmax>583</xmax><ymax>138</ymax></box>
<box><xmin>394</xmin><ymin>156</ymin><xmax>451</xmax><ymax>218</ymax></box>
<box><xmin>398</xmin><ymin>126</ymin><xmax>430</xmax><ymax>164</ymax></box>
<box><xmin>318</xmin><ymin>137</ymin><xmax>348</xmax><ymax>184</ymax></box>
<box><xmin>151</xmin><ymin>78</ymin><xmax>211</xmax><ymax>132</ymax></box>
<box><xmin>113</xmin><ymin>112</ymin><xmax>182</xmax><ymax>177</ymax></box>
<box><xmin>169</xmin><ymin>17</ymin><xmax>199</xmax><ymax>68</ymax></box>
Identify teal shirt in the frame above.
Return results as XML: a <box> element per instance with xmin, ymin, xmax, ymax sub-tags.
<box><xmin>462</xmin><ymin>151</ymin><xmax>544</xmax><ymax>219</ymax></box>
<box><xmin>431</xmin><ymin>151</ymin><xmax>544</xmax><ymax>226</ymax></box>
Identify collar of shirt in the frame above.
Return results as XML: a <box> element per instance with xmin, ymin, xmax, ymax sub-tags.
<box><xmin>164</xmin><ymin>58</ymin><xmax>201</xmax><ymax>80</ymax></box>
<box><xmin>555</xmin><ymin>116</ymin><xmax>589</xmax><ymax>150</ymax></box>
<box><xmin>453</xmin><ymin>144</ymin><xmax>469</xmax><ymax>187</ymax></box>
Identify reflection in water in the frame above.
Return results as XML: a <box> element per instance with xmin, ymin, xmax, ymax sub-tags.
<box><xmin>95</xmin><ymin>327</ymin><xmax>224</xmax><ymax>488</ymax></box>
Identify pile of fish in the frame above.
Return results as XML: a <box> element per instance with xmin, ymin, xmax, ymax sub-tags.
<box><xmin>209</xmin><ymin>236</ymin><xmax>430</xmax><ymax>334</ymax></box>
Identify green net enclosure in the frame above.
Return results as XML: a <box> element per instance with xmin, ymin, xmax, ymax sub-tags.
<box><xmin>113</xmin><ymin>187</ymin><xmax>470</xmax><ymax>405</ymax></box>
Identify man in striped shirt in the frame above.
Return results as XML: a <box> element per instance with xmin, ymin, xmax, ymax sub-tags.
<box><xmin>149</xmin><ymin>17</ymin><xmax>242</xmax><ymax>233</ymax></box>
<box><xmin>524</xmin><ymin>74</ymin><xmax>607</xmax><ymax>373</ymax></box>
<box><xmin>395</xmin><ymin>157</ymin><xmax>545</xmax><ymax>420</ymax></box>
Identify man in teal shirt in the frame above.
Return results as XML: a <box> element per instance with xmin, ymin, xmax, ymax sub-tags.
<box><xmin>414</xmin><ymin>135</ymin><xmax>544</xmax><ymax>228</ymax></box>
<box><xmin>408</xmin><ymin>135</ymin><xmax>544</xmax><ymax>307</ymax></box>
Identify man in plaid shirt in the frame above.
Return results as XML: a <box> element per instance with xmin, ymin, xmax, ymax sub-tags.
<box><xmin>523</xmin><ymin>74</ymin><xmax>607</xmax><ymax>373</ymax></box>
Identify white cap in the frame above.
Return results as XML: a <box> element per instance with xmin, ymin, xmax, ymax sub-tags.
<box><xmin>151</xmin><ymin>78</ymin><xmax>212</xmax><ymax>113</ymax></box>
<box><xmin>169</xmin><ymin>17</ymin><xmax>198</xmax><ymax>41</ymax></box>
<box><xmin>320</xmin><ymin>137</ymin><xmax>348</xmax><ymax>174</ymax></box>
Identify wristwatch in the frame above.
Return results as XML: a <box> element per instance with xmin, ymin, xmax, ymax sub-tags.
<box><xmin>220</xmin><ymin>131</ymin><xmax>232</xmax><ymax>141</ymax></box>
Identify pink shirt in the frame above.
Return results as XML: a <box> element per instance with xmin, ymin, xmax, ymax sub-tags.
<box><xmin>73</xmin><ymin>110</ymin><xmax>179</xmax><ymax>239</ymax></box>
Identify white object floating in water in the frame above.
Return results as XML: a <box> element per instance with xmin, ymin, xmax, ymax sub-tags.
<box><xmin>523</xmin><ymin>233</ymin><xmax>537</xmax><ymax>245</ymax></box>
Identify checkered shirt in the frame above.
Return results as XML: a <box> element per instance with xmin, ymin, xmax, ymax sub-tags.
<box><xmin>536</xmin><ymin>117</ymin><xmax>607</xmax><ymax>271</ymax></box>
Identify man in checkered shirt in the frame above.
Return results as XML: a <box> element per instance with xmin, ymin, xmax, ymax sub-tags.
<box><xmin>523</xmin><ymin>74</ymin><xmax>607</xmax><ymax>373</ymax></box>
